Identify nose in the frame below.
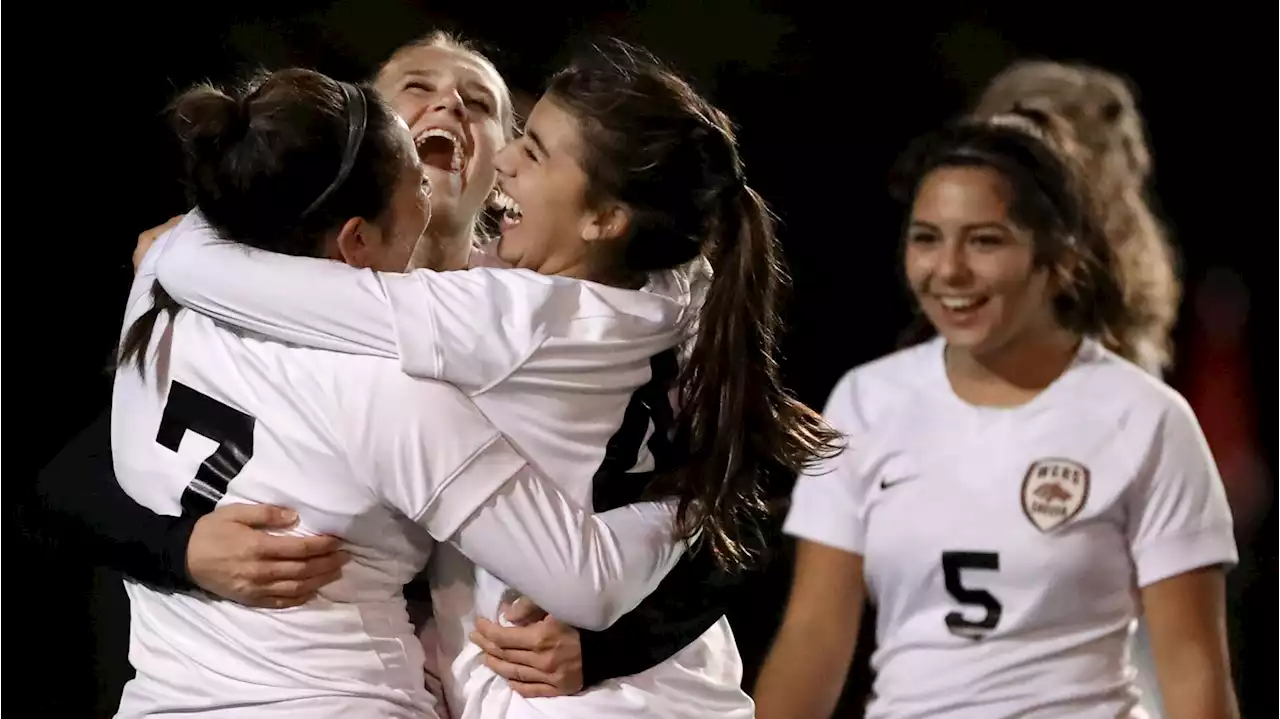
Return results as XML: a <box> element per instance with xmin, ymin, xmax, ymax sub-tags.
<box><xmin>934</xmin><ymin>239</ymin><xmax>972</xmax><ymax>284</ymax></box>
<box><xmin>428</xmin><ymin>86</ymin><xmax>466</xmax><ymax>120</ymax></box>
<box><xmin>493</xmin><ymin>141</ymin><xmax>518</xmax><ymax>178</ymax></box>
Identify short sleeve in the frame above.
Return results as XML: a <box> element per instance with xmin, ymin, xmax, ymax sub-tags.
<box><xmin>347</xmin><ymin>366</ymin><xmax>524</xmax><ymax>539</ymax></box>
<box><xmin>1126</xmin><ymin>396</ymin><xmax>1238</xmax><ymax>587</ymax></box>
<box><xmin>783</xmin><ymin>371</ymin><xmax>870</xmax><ymax>555</ymax></box>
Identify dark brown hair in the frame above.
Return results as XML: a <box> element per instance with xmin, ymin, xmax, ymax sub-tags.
<box><xmin>119</xmin><ymin>68</ymin><xmax>408</xmax><ymax>373</ymax></box>
<box><xmin>890</xmin><ymin>109</ymin><xmax>1136</xmax><ymax>352</ymax></box>
<box><xmin>974</xmin><ymin>60</ymin><xmax>1178</xmax><ymax>372</ymax></box>
<box><xmin>547</xmin><ymin>39</ymin><xmax>843</xmax><ymax>570</ymax></box>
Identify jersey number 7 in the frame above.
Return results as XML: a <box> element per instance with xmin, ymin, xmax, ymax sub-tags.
<box><xmin>941</xmin><ymin>550</ymin><xmax>1003</xmax><ymax>640</ymax></box>
<box><xmin>155</xmin><ymin>381</ymin><xmax>257</xmax><ymax>518</ymax></box>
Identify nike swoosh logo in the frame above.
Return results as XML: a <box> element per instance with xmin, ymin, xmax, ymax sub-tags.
<box><xmin>880</xmin><ymin>476</ymin><xmax>917</xmax><ymax>490</ymax></box>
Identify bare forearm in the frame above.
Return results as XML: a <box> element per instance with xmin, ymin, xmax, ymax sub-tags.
<box><xmin>1141</xmin><ymin>568</ymin><xmax>1239</xmax><ymax>719</ymax></box>
<box><xmin>1159</xmin><ymin>669</ymin><xmax>1238</xmax><ymax>719</ymax></box>
<box><xmin>754</xmin><ymin>617</ymin><xmax>858</xmax><ymax>719</ymax></box>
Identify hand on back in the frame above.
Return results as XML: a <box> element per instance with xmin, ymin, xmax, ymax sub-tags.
<box><xmin>470</xmin><ymin>596</ymin><xmax>585</xmax><ymax>698</ymax></box>
<box><xmin>187</xmin><ymin>503</ymin><xmax>348</xmax><ymax>608</ymax></box>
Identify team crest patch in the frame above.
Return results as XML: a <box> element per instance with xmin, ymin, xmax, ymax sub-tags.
<box><xmin>1020</xmin><ymin>458</ymin><xmax>1090</xmax><ymax>532</ymax></box>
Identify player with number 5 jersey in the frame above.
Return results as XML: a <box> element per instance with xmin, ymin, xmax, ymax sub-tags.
<box><xmin>144</xmin><ymin>41</ymin><xmax>842</xmax><ymax>719</ymax></box>
<box><xmin>754</xmin><ymin>111</ymin><xmax>1239</xmax><ymax>719</ymax></box>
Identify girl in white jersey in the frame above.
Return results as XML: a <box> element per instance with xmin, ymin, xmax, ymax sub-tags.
<box><xmin>754</xmin><ymin>110</ymin><xmax>1239</xmax><ymax>719</ymax></box>
<box><xmin>148</xmin><ymin>39</ymin><xmax>842</xmax><ymax>718</ymax></box>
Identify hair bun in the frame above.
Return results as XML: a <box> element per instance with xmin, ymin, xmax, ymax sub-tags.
<box><xmin>171</xmin><ymin>85</ymin><xmax>247</xmax><ymax>147</ymax></box>
<box><xmin>170</xmin><ymin>84</ymin><xmax>251</xmax><ymax>206</ymax></box>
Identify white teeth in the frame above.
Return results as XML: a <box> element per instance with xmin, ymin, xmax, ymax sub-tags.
<box><xmin>416</xmin><ymin>128</ymin><xmax>465</xmax><ymax>173</ymax></box>
<box><xmin>491</xmin><ymin>188</ymin><xmax>523</xmax><ymax>221</ymax></box>
<box><xmin>940</xmin><ymin>296</ymin><xmax>982</xmax><ymax>310</ymax></box>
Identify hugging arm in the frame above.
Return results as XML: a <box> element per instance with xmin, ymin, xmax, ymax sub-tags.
<box><xmin>37</xmin><ymin>408</ymin><xmax>346</xmax><ymax>607</ymax></box>
<box><xmin>36</xmin><ymin>408</ymin><xmax>196</xmax><ymax>590</ymax></box>
<box><xmin>154</xmin><ymin>215</ymin><xmax>555</xmax><ymax>390</ymax></box>
<box><xmin>360</xmin><ymin>374</ymin><xmax>686</xmax><ymax>631</ymax></box>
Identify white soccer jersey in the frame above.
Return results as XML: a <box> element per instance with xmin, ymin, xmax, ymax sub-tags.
<box><xmin>114</xmin><ymin>219</ymin><xmax>689</xmax><ymax>718</ymax></box>
<box><xmin>784</xmin><ymin>337</ymin><xmax>1237</xmax><ymax>719</ymax></box>
<box><xmin>153</xmin><ymin>217</ymin><xmax>752</xmax><ymax>718</ymax></box>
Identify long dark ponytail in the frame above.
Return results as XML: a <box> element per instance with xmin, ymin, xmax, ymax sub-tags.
<box><xmin>549</xmin><ymin>39</ymin><xmax>843</xmax><ymax>570</ymax></box>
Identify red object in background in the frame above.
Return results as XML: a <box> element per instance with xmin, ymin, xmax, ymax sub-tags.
<box><xmin>1176</xmin><ymin>267</ymin><xmax>1270</xmax><ymax>534</ymax></box>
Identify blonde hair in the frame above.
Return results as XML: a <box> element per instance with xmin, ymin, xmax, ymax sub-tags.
<box><xmin>378</xmin><ymin>31</ymin><xmax>516</xmax><ymax>138</ymax></box>
<box><xmin>975</xmin><ymin>60</ymin><xmax>1179</xmax><ymax>373</ymax></box>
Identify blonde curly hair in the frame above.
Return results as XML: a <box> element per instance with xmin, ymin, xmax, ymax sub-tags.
<box><xmin>974</xmin><ymin>60</ymin><xmax>1179</xmax><ymax>374</ymax></box>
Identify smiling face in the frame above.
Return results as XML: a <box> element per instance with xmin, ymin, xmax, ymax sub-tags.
<box><xmin>375</xmin><ymin>42</ymin><xmax>511</xmax><ymax>235</ymax></box>
<box><xmin>904</xmin><ymin>165</ymin><xmax>1062</xmax><ymax>358</ymax></box>
<box><xmin>489</xmin><ymin>94</ymin><xmax>625</xmax><ymax>277</ymax></box>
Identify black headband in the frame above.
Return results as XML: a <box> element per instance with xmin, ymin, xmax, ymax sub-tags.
<box><xmin>300</xmin><ymin>82</ymin><xmax>369</xmax><ymax>219</ymax></box>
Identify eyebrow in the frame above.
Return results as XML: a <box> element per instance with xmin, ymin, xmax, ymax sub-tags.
<box><xmin>400</xmin><ymin>69</ymin><xmax>498</xmax><ymax>107</ymax></box>
<box><xmin>909</xmin><ymin>220</ymin><xmax>1009</xmax><ymax>233</ymax></box>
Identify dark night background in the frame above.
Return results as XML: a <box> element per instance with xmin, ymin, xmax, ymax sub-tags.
<box><xmin>9</xmin><ymin>2</ymin><xmax>1275</xmax><ymax>716</ymax></box>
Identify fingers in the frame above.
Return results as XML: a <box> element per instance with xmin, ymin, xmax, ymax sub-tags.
<box><xmin>254</xmin><ymin>551</ymin><xmax>349</xmax><ymax>582</ymax></box>
<box><xmin>235</xmin><ymin>565</ymin><xmax>341</xmax><ymax>609</ymax></box>
<box><xmin>259</xmin><ymin>570</ymin><xmax>341</xmax><ymax>602</ymax></box>
<box><xmin>481</xmin><ymin>653</ymin><xmax>556</xmax><ymax>687</ymax></box>
<box><xmin>255</xmin><ymin>533</ymin><xmax>345</xmax><ymax>560</ymax></box>
<box><xmin>474</xmin><ymin>617</ymin><xmax>554</xmax><ymax>652</ymax></box>
<box><xmin>152</xmin><ymin>214</ymin><xmax>185</xmax><ymax>235</ymax></box>
<box><xmin>502</xmin><ymin>596</ymin><xmax>548</xmax><ymax>625</ymax></box>
<box><xmin>470</xmin><ymin>631</ymin><xmax>560</xmax><ymax>674</ymax></box>
<box><xmin>215</xmin><ymin>503</ymin><xmax>299</xmax><ymax>529</ymax></box>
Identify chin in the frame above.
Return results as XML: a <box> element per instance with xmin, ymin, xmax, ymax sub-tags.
<box><xmin>494</xmin><ymin>234</ymin><xmax>521</xmax><ymax>266</ymax></box>
<box><xmin>936</xmin><ymin>326</ymin><xmax>996</xmax><ymax>353</ymax></box>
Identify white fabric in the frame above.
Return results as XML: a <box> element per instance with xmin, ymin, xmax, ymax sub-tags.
<box><xmin>112</xmin><ymin>218</ymin><xmax>688</xmax><ymax>718</ymax></box>
<box><xmin>153</xmin><ymin>214</ymin><xmax>751</xmax><ymax>718</ymax></box>
<box><xmin>784</xmin><ymin>337</ymin><xmax>1237</xmax><ymax>719</ymax></box>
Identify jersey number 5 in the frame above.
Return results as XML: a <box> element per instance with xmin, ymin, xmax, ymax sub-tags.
<box><xmin>155</xmin><ymin>381</ymin><xmax>257</xmax><ymax>517</ymax></box>
<box><xmin>941</xmin><ymin>550</ymin><xmax>1002</xmax><ymax>640</ymax></box>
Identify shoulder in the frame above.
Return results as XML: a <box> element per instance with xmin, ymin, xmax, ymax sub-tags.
<box><xmin>825</xmin><ymin>339</ymin><xmax>943</xmax><ymax>433</ymax></box>
<box><xmin>1065</xmin><ymin>341</ymin><xmax>1200</xmax><ymax>435</ymax></box>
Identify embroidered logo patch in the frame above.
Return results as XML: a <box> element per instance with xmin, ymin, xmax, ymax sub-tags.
<box><xmin>1021</xmin><ymin>458</ymin><xmax>1090</xmax><ymax>532</ymax></box>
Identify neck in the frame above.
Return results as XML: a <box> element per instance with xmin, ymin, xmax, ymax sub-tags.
<box><xmin>411</xmin><ymin>224</ymin><xmax>474</xmax><ymax>271</ymax></box>
<box><xmin>946</xmin><ymin>325</ymin><xmax>1082</xmax><ymax>407</ymax></box>
<box><xmin>528</xmin><ymin>248</ymin><xmax>641</xmax><ymax>289</ymax></box>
